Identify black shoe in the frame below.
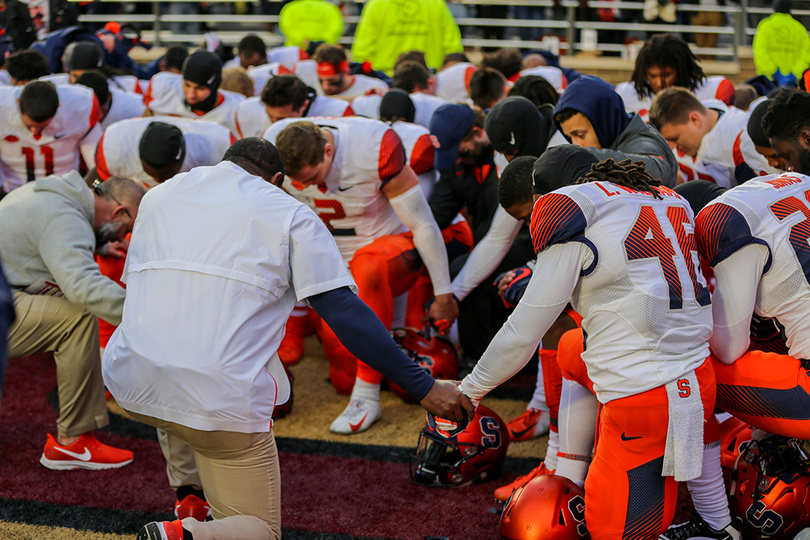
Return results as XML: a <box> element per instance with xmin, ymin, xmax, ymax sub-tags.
<box><xmin>659</xmin><ymin>515</ymin><xmax>742</xmax><ymax>540</ymax></box>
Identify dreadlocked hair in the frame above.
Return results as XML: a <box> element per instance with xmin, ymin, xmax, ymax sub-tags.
<box><xmin>575</xmin><ymin>158</ymin><xmax>663</xmax><ymax>199</ymax></box>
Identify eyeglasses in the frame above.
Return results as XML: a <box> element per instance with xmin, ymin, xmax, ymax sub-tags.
<box><xmin>92</xmin><ymin>180</ymin><xmax>133</xmax><ymax>220</ymax></box>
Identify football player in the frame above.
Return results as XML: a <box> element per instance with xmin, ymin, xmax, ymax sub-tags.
<box><xmin>697</xmin><ymin>87</ymin><xmax>810</xmax><ymax>440</ymax></box>
<box><xmin>143</xmin><ymin>50</ymin><xmax>245</xmax><ymax>137</ymax></box>
<box><xmin>265</xmin><ymin>117</ymin><xmax>457</xmax><ymax>434</ymax></box>
<box><xmin>460</xmin><ymin>157</ymin><xmax>717</xmax><ymax>538</ymax></box>
<box><xmin>0</xmin><ymin>81</ymin><xmax>102</xmax><ymax>195</ymax></box>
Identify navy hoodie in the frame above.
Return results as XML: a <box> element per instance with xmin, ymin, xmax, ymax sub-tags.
<box><xmin>553</xmin><ymin>75</ymin><xmax>678</xmax><ymax>186</ymax></box>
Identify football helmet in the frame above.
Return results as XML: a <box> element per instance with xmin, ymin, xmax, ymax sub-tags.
<box><xmin>720</xmin><ymin>416</ymin><xmax>756</xmax><ymax>471</ymax></box>
<box><xmin>388</xmin><ymin>327</ymin><xmax>459</xmax><ymax>403</ymax></box>
<box><xmin>500</xmin><ymin>475</ymin><xmax>589</xmax><ymax>540</ymax></box>
<box><xmin>410</xmin><ymin>405</ymin><xmax>508</xmax><ymax>487</ymax></box>
<box><xmin>728</xmin><ymin>435</ymin><xmax>810</xmax><ymax>539</ymax></box>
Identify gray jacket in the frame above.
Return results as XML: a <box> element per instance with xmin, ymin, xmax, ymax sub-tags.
<box><xmin>0</xmin><ymin>172</ymin><xmax>125</xmax><ymax>324</ymax></box>
<box><xmin>587</xmin><ymin>114</ymin><xmax>678</xmax><ymax>187</ymax></box>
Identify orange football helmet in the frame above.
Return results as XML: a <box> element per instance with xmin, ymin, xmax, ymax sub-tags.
<box><xmin>720</xmin><ymin>416</ymin><xmax>756</xmax><ymax>471</ymax></box>
<box><xmin>388</xmin><ymin>327</ymin><xmax>459</xmax><ymax>403</ymax></box>
<box><xmin>500</xmin><ymin>474</ymin><xmax>590</xmax><ymax>539</ymax></box>
<box><xmin>410</xmin><ymin>405</ymin><xmax>508</xmax><ymax>487</ymax></box>
<box><xmin>728</xmin><ymin>435</ymin><xmax>810</xmax><ymax>539</ymax></box>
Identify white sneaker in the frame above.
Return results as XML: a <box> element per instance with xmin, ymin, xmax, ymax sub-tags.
<box><xmin>330</xmin><ymin>399</ymin><xmax>382</xmax><ymax>434</ymax></box>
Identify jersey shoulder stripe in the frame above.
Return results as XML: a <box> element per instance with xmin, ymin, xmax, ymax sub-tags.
<box><xmin>531</xmin><ymin>192</ymin><xmax>587</xmax><ymax>254</ymax></box>
<box><xmin>695</xmin><ymin>201</ymin><xmax>767</xmax><ymax>266</ymax></box>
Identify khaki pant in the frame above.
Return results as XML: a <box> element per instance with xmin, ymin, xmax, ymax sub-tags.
<box><xmin>7</xmin><ymin>291</ymin><xmax>108</xmax><ymax>438</ymax></box>
<box><xmin>128</xmin><ymin>411</ymin><xmax>282</xmax><ymax>540</ymax></box>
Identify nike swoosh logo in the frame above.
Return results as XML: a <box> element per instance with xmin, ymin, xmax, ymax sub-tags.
<box><xmin>509</xmin><ymin>132</ymin><xmax>516</xmax><ymax>145</ymax></box>
<box><xmin>511</xmin><ymin>423</ymin><xmax>537</xmax><ymax>439</ymax></box>
<box><xmin>337</xmin><ymin>186</ymin><xmax>353</xmax><ymax>192</ymax></box>
<box><xmin>513</xmin><ymin>267</ymin><xmax>532</xmax><ymax>282</ymax></box>
<box><xmin>53</xmin><ymin>446</ymin><xmax>92</xmax><ymax>461</ymax></box>
<box><xmin>53</xmin><ymin>133</ymin><xmax>65</xmax><ymax>140</ymax></box>
<box><xmin>620</xmin><ymin>432</ymin><xmax>643</xmax><ymax>441</ymax></box>
<box><xmin>349</xmin><ymin>413</ymin><xmax>369</xmax><ymax>432</ymax></box>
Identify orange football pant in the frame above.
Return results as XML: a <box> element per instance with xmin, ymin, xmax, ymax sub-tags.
<box><xmin>320</xmin><ymin>222</ymin><xmax>472</xmax><ymax>394</ymax></box>
<box><xmin>557</xmin><ymin>329</ymin><xmax>718</xmax><ymax>540</ymax></box>
<box><xmin>712</xmin><ymin>349</ymin><xmax>810</xmax><ymax>439</ymax></box>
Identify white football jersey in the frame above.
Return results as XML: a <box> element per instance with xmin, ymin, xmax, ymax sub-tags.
<box><xmin>101</xmin><ymin>89</ymin><xmax>146</xmax><ymax>129</ymax></box>
<box><xmin>0</xmin><ymin>84</ymin><xmax>102</xmax><ymax>192</ymax></box>
<box><xmin>268</xmin><ymin>45</ymin><xmax>307</xmax><ymax>69</ymax></box>
<box><xmin>410</xmin><ymin>92</ymin><xmax>449</xmax><ymax>129</ymax></box>
<box><xmin>531</xmin><ymin>182</ymin><xmax>712</xmax><ymax>401</ymax></box>
<box><xmin>264</xmin><ymin>116</ymin><xmax>408</xmax><ymax>262</ymax></box>
<box><xmin>330</xmin><ymin>74</ymin><xmax>388</xmax><ymax>101</ymax></box>
<box><xmin>350</xmin><ymin>94</ymin><xmax>381</xmax><ymax>119</ymax></box>
<box><xmin>435</xmin><ymin>62</ymin><xmax>477</xmax><ymax>104</ymax></box>
<box><xmin>235</xmin><ymin>97</ymin><xmax>270</xmax><ymax>139</ymax></box>
<box><xmin>616</xmin><ymin>75</ymin><xmax>735</xmax><ymax>118</ymax></box>
<box><xmin>696</xmin><ymin>173</ymin><xmax>810</xmax><ymax>358</ymax></box>
<box><xmin>143</xmin><ymin>72</ymin><xmax>245</xmax><ymax>136</ymax></box>
<box><xmin>691</xmin><ymin>106</ymin><xmax>751</xmax><ymax>188</ymax></box>
<box><xmin>235</xmin><ymin>94</ymin><xmax>354</xmax><ymax>138</ymax></box>
<box><xmin>96</xmin><ymin>116</ymin><xmax>235</xmax><ymax>187</ymax></box>
<box><xmin>247</xmin><ymin>60</ymin><xmax>321</xmax><ymax>97</ymax></box>
<box><xmin>518</xmin><ymin>65</ymin><xmax>568</xmax><ymax>94</ymax></box>
<box><xmin>390</xmin><ymin>120</ymin><xmax>438</xmax><ymax>199</ymax></box>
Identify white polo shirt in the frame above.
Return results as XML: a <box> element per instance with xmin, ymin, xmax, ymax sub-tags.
<box><xmin>102</xmin><ymin>161</ymin><xmax>355</xmax><ymax>432</ymax></box>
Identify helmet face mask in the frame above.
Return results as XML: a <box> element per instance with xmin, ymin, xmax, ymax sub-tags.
<box><xmin>728</xmin><ymin>435</ymin><xmax>810</xmax><ymax>540</ymax></box>
<box><xmin>410</xmin><ymin>405</ymin><xmax>508</xmax><ymax>487</ymax></box>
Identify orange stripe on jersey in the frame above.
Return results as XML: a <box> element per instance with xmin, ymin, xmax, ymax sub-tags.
<box><xmin>530</xmin><ymin>192</ymin><xmax>587</xmax><ymax>253</ymax></box>
<box><xmin>235</xmin><ymin>114</ymin><xmax>245</xmax><ymax>138</ymax></box>
<box><xmin>342</xmin><ymin>105</ymin><xmax>354</xmax><ymax>116</ymax></box>
<box><xmin>732</xmin><ymin>132</ymin><xmax>744</xmax><ymax>168</ymax></box>
<box><xmin>143</xmin><ymin>79</ymin><xmax>154</xmax><ymax>107</ymax></box>
<box><xmin>378</xmin><ymin>128</ymin><xmax>406</xmax><ymax>182</ymax></box>
<box><xmin>464</xmin><ymin>66</ymin><xmax>477</xmax><ymax>93</ymax></box>
<box><xmin>95</xmin><ymin>133</ymin><xmax>110</xmax><ymax>180</ymax></box>
<box><xmin>715</xmin><ymin>78</ymin><xmax>735</xmax><ymax>106</ymax></box>
<box><xmin>229</xmin><ymin>133</ymin><xmax>237</xmax><ymax>145</ymax></box>
<box><xmin>409</xmin><ymin>133</ymin><xmax>435</xmax><ymax>175</ymax></box>
<box><xmin>278</xmin><ymin>64</ymin><xmax>292</xmax><ymax>75</ymax></box>
<box><xmin>89</xmin><ymin>94</ymin><xmax>103</xmax><ymax>127</ymax></box>
<box><xmin>695</xmin><ymin>202</ymin><xmax>764</xmax><ymax>266</ymax></box>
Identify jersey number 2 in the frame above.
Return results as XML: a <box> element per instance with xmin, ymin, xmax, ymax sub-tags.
<box><xmin>22</xmin><ymin>146</ymin><xmax>54</xmax><ymax>183</ymax></box>
<box><xmin>624</xmin><ymin>205</ymin><xmax>711</xmax><ymax>310</ymax></box>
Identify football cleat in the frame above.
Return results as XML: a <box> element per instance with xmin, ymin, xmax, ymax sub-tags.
<box><xmin>40</xmin><ymin>432</ymin><xmax>134</xmax><ymax>471</ymax></box>
<box><xmin>329</xmin><ymin>399</ymin><xmax>382</xmax><ymax>434</ymax></box>
<box><xmin>506</xmin><ymin>408</ymin><xmax>550</xmax><ymax>442</ymax></box>
<box><xmin>659</xmin><ymin>515</ymin><xmax>742</xmax><ymax>540</ymax></box>
<box><xmin>174</xmin><ymin>494</ymin><xmax>211</xmax><ymax>522</ymax></box>
<box><xmin>137</xmin><ymin>520</ymin><xmax>186</xmax><ymax>540</ymax></box>
<box><xmin>494</xmin><ymin>461</ymin><xmax>555</xmax><ymax>502</ymax></box>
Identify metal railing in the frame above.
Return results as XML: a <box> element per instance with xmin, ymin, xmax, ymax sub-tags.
<box><xmin>74</xmin><ymin>0</ymin><xmax>769</xmax><ymax>60</ymax></box>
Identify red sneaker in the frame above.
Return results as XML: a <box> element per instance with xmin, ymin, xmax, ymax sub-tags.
<box><xmin>40</xmin><ymin>432</ymin><xmax>134</xmax><ymax>471</ymax></box>
<box><xmin>278</xmin><ymin>306</ymin><xmax>318</xmax><ymax>365</ymax></box>
<box><xmin>137</xmin><ymin>520</ymin><xmax>186</xmax><ymax>540</ymax></box>
<box><xmin>174</xmin><ymin>494</ymin><xmax>211</xmax><ymax>522</ymax></box>
<box><xmin>506</xmin><ymin>407</ymin><xmax>550</xmax><ymax>441</ymax></box>
<box><xmin>494</xmin><ymin>462</ymin><xmax>555</xmax><ymax>502</ymax></box>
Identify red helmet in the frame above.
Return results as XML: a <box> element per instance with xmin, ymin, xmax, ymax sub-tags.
<box><xmin>410</xmin><ymin>405</ymin><xmax>508</xmax><ymax>487</ymax></box>
<box><xmin>500</xmin><ymin>474</ymin><xmax>589</xmax><ymax>540</ymax></box>
<box><xmin>720</xmin><ymin>416</ymin><xmax>756</xmax><ymax>471</ymax></box>
<box><xmin>389</xmin><ymin>328</ymin><xmax>459</xmax><ymax>403</ymax></box>
<box><xmin>728</xmin><ymin>435</ymin><xmax>810</xmax><ymax>539</ymax></box>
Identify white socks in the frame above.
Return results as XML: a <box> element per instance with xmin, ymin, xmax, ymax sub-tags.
<box><xmin>351</xmin><ymin>378</ymin><xmax>380</xmax><ymax>402</ymax></box>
